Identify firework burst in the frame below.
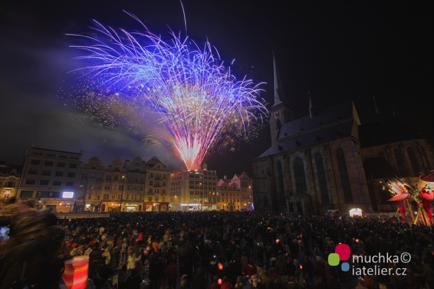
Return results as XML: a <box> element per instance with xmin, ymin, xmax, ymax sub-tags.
<box><xmin>69</xmin><ymin>14</ymin><xmax>268</xmax><ymax>170</ymax></box>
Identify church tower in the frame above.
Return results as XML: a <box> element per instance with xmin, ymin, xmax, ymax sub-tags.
<box><xmin>270</xmin><ymin>54</ymin><xmax>291</xmax><ymax>145</ymax></box>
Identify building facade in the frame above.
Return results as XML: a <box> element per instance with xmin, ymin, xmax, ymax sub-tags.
<box><xmin>18</xmin><ymin>147</ymin><xmax>83</xmax><ymax>213</ymax></box>
<box><xmin>0</xmin><ymin>163</ymin><xmax>20</xmax><ymax>203</ymax></box>
<box><xmin>82</xmin><ymin>156</ymin><xmax>170</xmax><ymax>212</ymax></box>
<box><xmin>7</xmin><ymin>147</ymin><xmax>258</xmax><ymax>212</ymax></box>
<box><xmin>215</xmin><ymin>172</ymin><xmax>253</xmax><ymax>211</ymax></box>
<box><xmin>81</xmin><ymin>157</ymin><xmax>128</xmax><ymax>212</ymax></box>
<box><xmin>361</xmin><ymin>137</ymin><xmax>433</xmax><ymax>212</ymax></box>
<box><xmin>143</xmin><ymin>157</ymin><xmax>170</xmax><ymax>211</ymax></box>
<box><xmin>252</xmin><ymin>57</ymin><xmax>372</xmax><ymax>215</ymax></box>
<box><xmin>252</xmin><ymin>57</ymin><xmax>434</xmax><ymax>215</ymax></box>
<box><xmin>169</xmin><ymin>164</ymin><xmax>217</xmax><ymax>210</ymax></box>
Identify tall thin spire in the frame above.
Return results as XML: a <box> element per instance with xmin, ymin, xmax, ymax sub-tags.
<box><xmin>273</xmin><ymin>53</ymin><xmax>282</xmax><ymax>106</ymax></box>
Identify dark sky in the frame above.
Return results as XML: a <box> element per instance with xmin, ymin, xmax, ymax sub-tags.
<box><xmin>0</xmin><ymin>0</ymin><xmax>432</xmax><ymax>176</ymax></box>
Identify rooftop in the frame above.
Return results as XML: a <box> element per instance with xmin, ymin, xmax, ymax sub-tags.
<box><xmin>29</xmin><ymin>146</ymin><xmax>82</xmax><ymax>155</ymax></box>
<box><xmin>259</xmin><ymin>102</ymin><xmax>356</xmax><ymax>158</ymax></box>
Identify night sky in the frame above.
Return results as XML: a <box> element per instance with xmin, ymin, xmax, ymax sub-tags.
<box><xmin>0</xmin><ymin>0</ymin><xmax>432</xmax><ymax>176</ymax></box>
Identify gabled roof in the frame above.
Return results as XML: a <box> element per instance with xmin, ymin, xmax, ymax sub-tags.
<box><xmin>229</xmin><ymin>174</ymin><xmax>241</xmax><ymax>188</ymax></box>
<box><xmin>85</xmin><ymin>157</ymin><xmax>105</xmax><ymax>169</ymax></box>
<box><xmin>146</xmin><ymin>157</ymin><xmax>167</xmax><ymax>169</ymax></box>
<box><xmin>239</xmin><ymin>171</ymin><xmax>249</xmax><ymax>179</ymax></box>
<box><xmin>216</xmin><ymin>179</ymin><xmax>227</xmax><ymax>187</ymax></box>
<box><xmin>277</xmin><ymin>102</ymin><xmax>355</xmax><ymax>142</ymax></box>
<box><xmin>258</xmin><ymin>102</ymin><xmax>357</xmax><ymax>158</ymax></box>
<box><xmin>0</xmin><ymin>162</ymin><xmax>21</xmax><ymax>176</ymax></box>
<box><xmin>124</xmin><ymin>157</ymin><xmax>147</xmax><ymax>172</ymax></box>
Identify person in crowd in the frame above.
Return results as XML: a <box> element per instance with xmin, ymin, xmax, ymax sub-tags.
<box><xmin>0</xmin><ymin>203</ymin><xmax>66</xmax><ymax>289</ymax></box>
<box><xmin>70</xmin><ymin>213</ymin><xmax>434</xmax><ymax>289</ymax></box>
<box><xmin>1</xmin><ymin>208</ymin><xmax>433</xmax><ymax>289</ymax></box>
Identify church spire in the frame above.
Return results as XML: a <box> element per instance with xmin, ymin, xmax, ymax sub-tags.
<box><xmin>269</xmin><ymin>52</ymin><xmax>290</xmax><ymax>145</ymax></box>
<box><xmin>273</xmin><ymin>53</ymin><xmax>282</xmax><ymax>106</ymax></box>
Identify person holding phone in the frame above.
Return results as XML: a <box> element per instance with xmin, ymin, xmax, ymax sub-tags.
<box><xmin>0</xmin><ymin>204</ymin><xmax>67</xmax><ymax>289</ymax></box>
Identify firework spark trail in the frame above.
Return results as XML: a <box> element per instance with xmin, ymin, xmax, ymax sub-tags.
<box><xmin>69</xmin><ymin>15</ymin><xmax>268</xmax><ymax>170</ymax></box>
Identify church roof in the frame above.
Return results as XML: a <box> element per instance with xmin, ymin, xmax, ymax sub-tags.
<box><xmin>278</xmin><ymin>102</ymin><xmax>354</xmax><ymax>141</ymax></box>
<box><xmin>259</xmin><ymin>122</ymin><xmax>353</xmax><ymax>158</ymax></box>
<box><xmin>259</xmin><ymin>102</ymin><xmax>355</xmax><ymax>158</ymax></box>
<box><xmin>359</xmin><ymin>118</ymin><xmax>422</xmax><ymax>148</ymax></box>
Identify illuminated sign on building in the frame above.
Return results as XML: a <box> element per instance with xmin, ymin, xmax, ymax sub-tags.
<box><xmin>62</xmin><ymin>191</ymin><xmax>74</xmax><ymax>199</ymax></box>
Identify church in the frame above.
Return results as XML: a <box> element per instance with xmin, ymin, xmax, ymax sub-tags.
<box><xmin>252</xmin><ymin>57</ymin><xmax>433</xmax><ymax>215</ymax></box>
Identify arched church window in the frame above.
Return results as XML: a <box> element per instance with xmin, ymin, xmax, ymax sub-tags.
<box><xmin>275</xmin><ymin>160</ymin><xmax>284</xmax><ymax>193</ymax></box>
<box><xmin>293</xmin><ymin>157</ymin><xmax>307</xmax><ymax>195</ymax></box>
<box><xmin>394</xmin><ymin>148</ymin><xmax>409</xmax><ymax>176</ymax></box>
<box><xmin>336</xmin><ymin>148</ymin><xmax>353</xmax><ymax>203</ymax></box>
<box><xmin>314</xmin><ymin>153</ymin><xmax>330</xmax><ymax>206</ymax></box>
<box><xmin>407</xmin><ymin>147</ymin><xmax>421</xmax><ymax>176</ymax></box>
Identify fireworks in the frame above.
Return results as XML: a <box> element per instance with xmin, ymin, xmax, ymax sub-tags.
<box><xmin>387</xmin><ymin>179</ymin><xmax>411</xmax><ymax>202</ymax></box>
<box><xmin>387</xmin><ymin>179</ymin><xmax>410</xmax><ymax>195</ymax></box>
<box><xmin>69</xmin><ymin>14</ymin><xmax>267</xmax><ymax>170</ymax></box>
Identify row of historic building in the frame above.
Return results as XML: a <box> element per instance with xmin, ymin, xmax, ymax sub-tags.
<box><xmin>251</xmin><ymin>57</ymin><xmax>433</xmax><ymax>215</ymax></box>
<box><xmin>0</xmin><ymin>147</ymin><xmax>253</xmax><ymax>213</ymax></box>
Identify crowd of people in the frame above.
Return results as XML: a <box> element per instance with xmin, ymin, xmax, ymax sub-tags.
<box><xmin>1</xmin><ymin>203</ymin><xmax>433</xmax><ymax>289</ymax></box>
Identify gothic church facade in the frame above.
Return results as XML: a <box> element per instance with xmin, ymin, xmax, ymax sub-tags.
<box><xmin>252</xmin><ymin>57</ymin><xmax>372</xmax><ymax>215</ymax></box>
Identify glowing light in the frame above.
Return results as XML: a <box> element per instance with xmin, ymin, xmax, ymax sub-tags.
<box><xmin>217</xmin><ymin>278</ymin><xmax>222</xmax><ymax>285</ymax></box>
<box><xmin>217</xmin><ymin>262</ymin><xmax>224</xmax><ymax>271</ymax></box>
<box><xmin>275</xmin><ymin>238</ymin><xmax>280</xmax><ymax>244</ymax></box>
<box><xmin>62</xmin><ymin>191</ymin><xmax>74</xmax><ymax>199</ymax></box>
<box><xmin>70</xmin><ymin>14</ymin><xmax>267</xmax><ymax>170</ymax></box>
<box><xmin>349</xmin><ymin>208</ymin><xmax>363</xmax><ymax>217</ymax></box>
